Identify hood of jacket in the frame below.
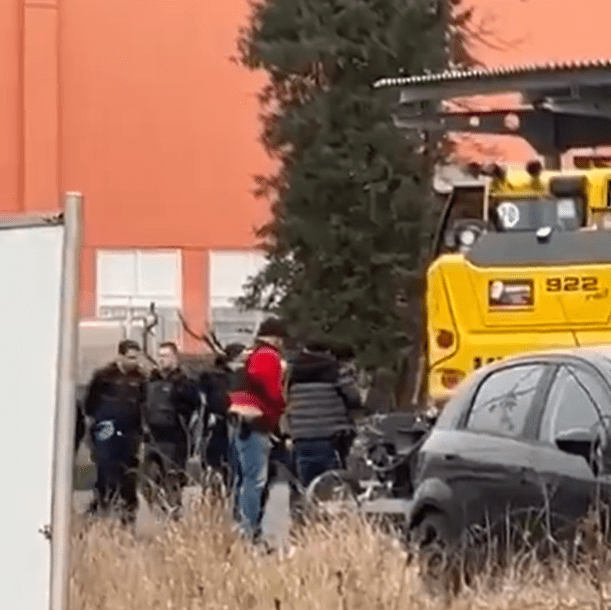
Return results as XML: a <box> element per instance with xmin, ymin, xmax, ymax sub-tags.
<box><xmin>290</xmin><ymin>351</ymin><xmax>339</xmax><ymax>385</ymax></box>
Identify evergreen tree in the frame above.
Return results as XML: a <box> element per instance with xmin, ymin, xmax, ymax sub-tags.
<box><xmin>236</xmin><ymin>0</ymin><xmax>475</xmax><ymax>371</ymax></box>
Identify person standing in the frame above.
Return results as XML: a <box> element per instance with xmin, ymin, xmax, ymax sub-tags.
<box><xmin>198</xmin><ymin>353</ymin><xmax>233</xmax><ymax>473</ymax></box>
<box><xmin>143</xmin><ymin>341</ymin><xmax>201</xmax><ymax>509</ymax></box>
<box><xmin>84</xmin><ymin>339</ymin><xmax>147</xmax><ymax>520</ymax></box>
<box><xmin>286</xmin><ymin>337</ymin><xmax>363</xmax><ymax>487</ymax></box>
<box><xmin>228</xmin><ymin>318</ymin><xmax>288</xmax><ymax>539</ymax></box>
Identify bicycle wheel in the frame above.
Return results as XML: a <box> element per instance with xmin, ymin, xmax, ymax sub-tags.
<box><xmin>305</xmin><ymin>469</ymin><xmax>359</xmax><ymax>515</ymax></box>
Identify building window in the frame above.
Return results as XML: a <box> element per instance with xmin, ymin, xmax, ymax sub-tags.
<box><xmin>96</xmin><ymin>249</ymin><xmax>182</xmax><ymax>341</ymax></box>
<box><xmin>209</xmin><ymin>250</ymin><xmax>267</xmax><ymax>348</ymax></box>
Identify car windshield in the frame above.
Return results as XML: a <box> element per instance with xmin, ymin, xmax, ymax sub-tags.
<box><xmin>490</xmin><ymin>197</ymin><xmax>584</xmax><ymax>232</ymax></box>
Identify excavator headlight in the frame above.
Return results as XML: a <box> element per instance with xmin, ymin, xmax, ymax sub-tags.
<box><xmin>459</xmin><ymin>228</ymin><xmax>476</xmax><ymax>247</ymax></box>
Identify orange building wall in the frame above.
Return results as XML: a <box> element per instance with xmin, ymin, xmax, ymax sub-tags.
<box><xmin>0</xmin><ymin>0</ymin><xmax>22</xmax><ymax>213</ymax></box>
<box><xmin>60</xmin><ymin>0</ymin><xmax>271</xmax><ymax>343</ymax></box>
<box><xmin>0</xmin><ymin>0</ymin><xmax>271</xmax><ymax>352</ymax></box>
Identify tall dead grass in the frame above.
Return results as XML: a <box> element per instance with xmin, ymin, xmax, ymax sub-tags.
<box><xmin>70</xmin><ymin>492</ymin><xmax>611</xmax><ymax>610</ymax></box>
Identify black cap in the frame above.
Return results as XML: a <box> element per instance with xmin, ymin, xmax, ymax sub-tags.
<box><xmin>257</xmin><ymin>317</ymin><xmax>288</xmax><ymax>339</ymax></box>
<box><xmin>118</xmin><ymin>339</ymin><xmax>141</xmax><ymax>355</ymax></box>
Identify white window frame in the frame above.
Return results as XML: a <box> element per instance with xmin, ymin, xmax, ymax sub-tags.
<box><xmin>208</xmin><ymin>249</ymin><xmax>267</xmax><ymax>346</ymax></box>
<box><xmin>96</xmin><ymin>248</ymin><xmax>183</xmax><ymax>315</ymax></box>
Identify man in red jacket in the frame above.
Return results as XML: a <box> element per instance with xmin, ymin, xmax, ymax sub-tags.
<box><xmin>228</xmin><ymin>317</ymin><xmax>288</xmax><ymax>539</ymax></box>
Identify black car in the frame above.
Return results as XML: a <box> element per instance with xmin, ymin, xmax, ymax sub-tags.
<box><xmin>408</xmin><ymin>347</ymin><xmax>611</xmax><ymax>550</ymax></box>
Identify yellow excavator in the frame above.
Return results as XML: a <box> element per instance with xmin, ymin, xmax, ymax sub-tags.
<box><xmin>425</xmin><ymin>161</ymin><xmax>611</xmax><ymax>406</ymax></box>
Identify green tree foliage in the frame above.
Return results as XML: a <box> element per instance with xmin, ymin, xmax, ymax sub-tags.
<box><xmin>236</xmin><ymin>0</ymin><xmax>475</xmax><ymax>370</ymax></box>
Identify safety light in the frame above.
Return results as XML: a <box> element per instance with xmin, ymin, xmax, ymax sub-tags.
<box><xmin>526</xmin><ymin>160</ymin><xmax>543</xmax><ymax>179</ymax></box>
<box><xmin>440</xmin><ymin>368</ymin><xmax>465</xmax><ymax>389</ymax></box>
<box><xmin>436</xmin><ymin>329</ymin><xmax>455</xmax><ymax>349</ymax></box>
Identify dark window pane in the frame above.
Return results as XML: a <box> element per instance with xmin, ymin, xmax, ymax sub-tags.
<box><xmin>467</xmin><ymin>364</ymin><xmax>545</xmax><ymax>438</ymax></box>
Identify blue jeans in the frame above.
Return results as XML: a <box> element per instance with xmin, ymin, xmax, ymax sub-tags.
<box><xmin>229</xmin><ymin>423</ymin><xmax>272</xmax><ymax>538</ymax></box>
<box><xmin>294</xmin><ymin>437</ymin><xmax>341</xmax><ymax>487</ymax></box>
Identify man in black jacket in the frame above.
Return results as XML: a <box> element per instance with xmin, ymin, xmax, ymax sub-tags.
<box><xmin>84</xmin><ymin>339</ymin><xmax>147</xmax><ymax>519</ymax></box>
<box><xmin>143</xmin><ymin>341</ymin><xmax>201</xmax><ymax>509</ymax></box>
<box><xmin>286</xmin><ymin>337</ymin><xmax>363</xmax><ymax>487</ymax></box>
<box><xmin>199</xmin><ymin>355</ymin><xmax>232</xmax><ymax>470</ymax></box>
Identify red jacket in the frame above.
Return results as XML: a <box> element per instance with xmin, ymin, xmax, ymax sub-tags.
<box><xmin>230</xmin><ymin>344</ymin><xmax>286</xmax><ymax>431</ymax></box>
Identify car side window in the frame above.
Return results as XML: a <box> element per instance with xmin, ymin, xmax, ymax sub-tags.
<box><xmin>466</xmin><ymin>364</ymin><xmax>546</xmax><ymax>438</ymax></box>
<box><xmin>539</xmin><ymin>365</ymin><xmax>603</xmax><ymax>443</ymax></box>
<box><xmin>572</xmin><ymin>368</ymin><xmax>611</xmax><ymax>420</ymax></box>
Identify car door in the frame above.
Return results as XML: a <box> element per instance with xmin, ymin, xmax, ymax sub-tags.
<box><xmin>531</xmin><ymin>362</ymin><xmax>609</xmax><ymax>535</ymax></box>
<box><xmin>427</xmin><ymin>362</ymin><xmax>554</xmax><ymax>537</ymax></box>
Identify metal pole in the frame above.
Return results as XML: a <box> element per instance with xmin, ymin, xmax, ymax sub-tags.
<box><xmin>49</xmin><ymin>192</ymin><xmax>82</xmax><ymax>610</ymax></box>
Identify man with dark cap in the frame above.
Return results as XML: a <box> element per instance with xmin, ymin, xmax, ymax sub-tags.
<box><xmin>228</xmin><ymin>317</ymin><xmax>288</xmax><ymax>539</ymax></box>
<box><xmin>84</xmin><ymin>339</ymin><xmax>148</xmax><ymax>520</ymax></box>
<box><xmin>142</xmin><ymin>341</ymin><xmax>201</xmax><ymax>510</ymax></box>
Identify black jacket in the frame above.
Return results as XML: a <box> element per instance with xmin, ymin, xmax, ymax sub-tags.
<box><xmin>144</xmin><ymin>367</ymin><xmax>201</xmax><ymax>440</ymax></box>
<box><xmin>199</xmin><ymin>365</ymin><xmax>231</xmax><ymax>417</ymax></box>
<box><xmin>286</xmin><ymin>351</ymin><xmax>362</xmax><ymax>440</ymax></box>
<box><xmin>84</xmin><ymin>362</ymin><xmax>147</xmax><ymax>436</ymax></box>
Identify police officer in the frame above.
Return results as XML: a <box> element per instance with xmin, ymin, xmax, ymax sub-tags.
<box><xmin>143</xmin><ymin>341</ymin><xmax>201</xmax><ymax>510</ymax></box>
<box><xmin>84</xmin><ymin>339</ymin><xmax>147</xmax><ymax>520</ymax></box>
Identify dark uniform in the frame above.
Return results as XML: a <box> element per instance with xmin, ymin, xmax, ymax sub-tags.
<box><xmin>84</xmin><ymin>362</ymin><xmax>147</xmax><ymax>517</ymax></box>
<box><xmin>199</xmin><ymin>359</ymin><xmax>232</xmax><ymax>470</ymax></box>
<box><xmin>143</xmin><ymin>367</ymin><xmax>200</xmax><ymax>507</ymax></box>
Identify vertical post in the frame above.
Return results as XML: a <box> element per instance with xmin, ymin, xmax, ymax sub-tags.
<box><xmin>49</xmin><ymin>192</ymin><xmax>82</xmax><ymax>610</ymax></box>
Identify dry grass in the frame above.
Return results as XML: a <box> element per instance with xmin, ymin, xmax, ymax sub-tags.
<box><xmin>70</xmin><ymin>493</ymin><xmax>611</xmax><ymax>610</ymax></box>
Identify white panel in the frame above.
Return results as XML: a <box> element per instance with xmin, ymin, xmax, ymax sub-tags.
<box><xmin>209</xmin><ymin>250</ymin><xmax>267</xmax><ymax>308</ymax></box>
<box><xmin>97</xmin><ymin>249</ymin><xmax>182</xmax><ymax>312</ymax></box>
<box><xmin>0</xmin><ymin>224</ymin><xmax>63</xmax><ymax>610</ymax></box>
<box><xmin>97</xmin><ymin>251</ymin><xmax>136</xmax><ymax>298</ymax></box>
<box><xmin>136</xmin><ymin>250</ymin><xmax>181</xmax><ymax>302</ymax></box>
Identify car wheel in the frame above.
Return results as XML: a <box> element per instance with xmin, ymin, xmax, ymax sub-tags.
<box><xmin>413</xmin><ymin>511</ymin><xmax>460</xmax><ymax>595</ymax></box>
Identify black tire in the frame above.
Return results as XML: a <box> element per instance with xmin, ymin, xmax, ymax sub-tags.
<box><xmin>413</xmin><ymin>511</ymin><xmax>452</xmax><ymax>547</ymax></box>
<box><xmin>412</xmin><ymin>511</ymin><xmax>460</xmax><ymax>596</ymax></box>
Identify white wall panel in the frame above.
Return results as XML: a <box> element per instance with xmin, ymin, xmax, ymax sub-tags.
<box><xmin>0</xmin><ymin>223</ymin><xmax>63</xmax><ymax>610</ymax></box>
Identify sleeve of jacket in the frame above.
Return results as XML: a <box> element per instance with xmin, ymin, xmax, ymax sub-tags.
<box><xmin>248</xmin><ymin>349</ymin><xmax>286</xmax><ymax>413</ymax></box>
<box><xmin>83</xmin><ymin>370</ymin><xmax>104</xmax><ymax>418</ymax></box>
<box><xmin>336</xmin><ymin>369</ymin><xmax>364</xmax><ymax>412</ymax></box>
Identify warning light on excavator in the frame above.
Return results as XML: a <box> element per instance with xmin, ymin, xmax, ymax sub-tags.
<box><xmin>526</xmin><ymin>160</ymin><xmax>543</xmax><ymax>179</ymax></box>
